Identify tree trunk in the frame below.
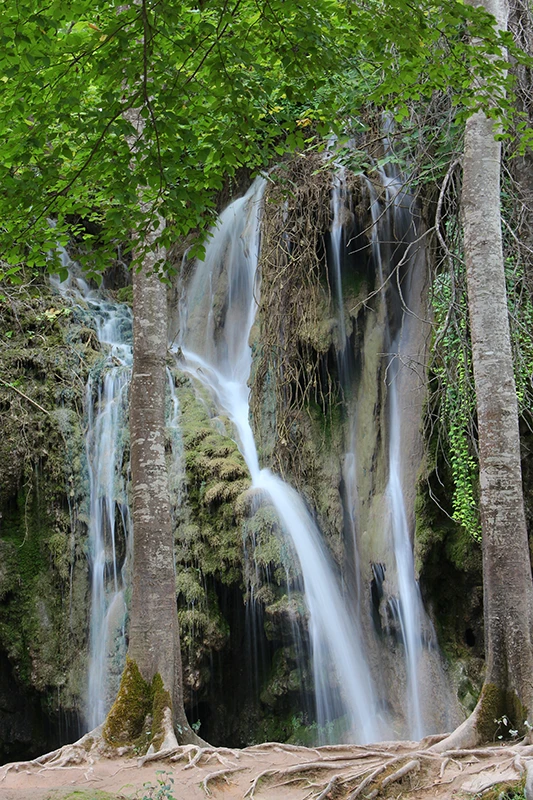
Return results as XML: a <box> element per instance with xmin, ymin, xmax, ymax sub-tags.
<box><xmin>433</xmin><ymin>0</ymin><xmax>533</xmax><ymax>751</ymax></box>
<box><xmin>128</xmin><ymin>229</ymin><xmax>179</xmax><ymax>712</ymax></box>
<box><xmin>103</xmin><ymin>100</ymin><xmax>201</xmax><ymax>750</ymax></box>
<box><xmin>128</xmin><ymin>243</ymin><xmax>197</xmax><ymax>746</ymax></box>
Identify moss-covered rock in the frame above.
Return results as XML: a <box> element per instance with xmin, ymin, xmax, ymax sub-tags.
<box><xmin>175</xmin><ymin>378</ymin><xmax>250</xmax><ymax>585</ymax></box>
<box><xmin>0</xmin><ymin>275</ymin><xmax>101</xmax><ymax>754</ymax></box>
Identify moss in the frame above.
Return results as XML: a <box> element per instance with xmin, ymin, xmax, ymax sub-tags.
<box><xmin>414</xmin><ymin>472</ymin><xmax>484</xmax><ymax>675</ymax></box>
<box><xmin>178</xmin><ymin>379</ymin><xmax>250</xmax><ymax>527</ymax></box>
<box><xmin>103</xmin><ymin>657</ymin><xmax>152</xmax><ymax>746</ymax></box>
<box><xmin>0</xmin><ymin>478</ymin><xmax>87</xmax><ymax>697</ymax></box>
<box><xmin>103</xmin><ymin>659</ymin><xmax>177</xmax><ymax>754</ymax></box>
<box><xmin>475</xmin><ymin>684</ymin><xmax>529</xmax><ymax>742</ymax></box>
<box><xmin>178</xmin><ymin>579</ymin><xmax>230</xmax><ymax>702</ymax></box>
<box><xmin>115</xmin><ymin>285</ymin><xmax>133</xmax><ymax>304</ymax></box>
<box><xmin>0</xmin><ymin>277</ymin><xmax>99</xmax><ymax>721</ymax></box>
<box><xmin>260</xmin><ymin>648</ymin><xmax>306</xmax><ymax>707</ymax></box>
<box><xmin>475</xmin><ymin>778</ymin><xmax>526</xmax><ymax>800</ymax></box>
<box><xmin>150</xmin><ymin>672</ymin><xmax>172</xmax><ymax>752</ymax></box>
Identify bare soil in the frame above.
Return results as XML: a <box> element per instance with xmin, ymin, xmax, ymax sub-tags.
<box><xmin>0</xmin><ymin>735</ymin><xmax>530</xmax><ymax>800</ymax></box>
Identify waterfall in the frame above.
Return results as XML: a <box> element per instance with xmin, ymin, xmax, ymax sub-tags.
<box><xmin>48</xmin><ymin>161</ymin><xmax>455</xmax><ymax>743</ymax></box>
<box><xmin>364</xmin><ymin>171</ymin><xmax>428</xmax><ymax>737</ymax></box>
<box><xmin>52</xmin><ymin>255</ymin><xmax>133</xmax><ymax>730</ymax></box>
<box><xmin>330</xmin><ymin>168</ymin><xmax>348</xmax><ymax>358</ymax></box>
<box><xmin>85</xmin><ymin>307</ymin><xmax>132</xmax><ymax>730</ymax></box>
<box><xmin>387</xmin><ymin>362</ymin><xmax>424</xmax><ymax>738</ymax></box>
<box><xmin>324</xmin><ymin>163</ymin><xmax>448</xmax><ymax>738</ymax></box>
<box><xmin>177</xmin><ymin>178</ymin><xmax>383</xmax><ymax>743</ymax></box>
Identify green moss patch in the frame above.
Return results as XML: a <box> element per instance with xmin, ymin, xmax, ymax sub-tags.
<box><xmin>0</xmin><ymin>277</ymin><xmax>101</xmax><ymax>719</ymax></box>
<box><xmin>103</xmin><ymin>657</ymin><xmax>152</xmax><ymax>746</ymax></box>
<box><xmin>103</xmin><ymin>658</ymin><xmax>175</xmax><ymax>754</ymax></box>
<box><xmin>474</xmin><ymin>779</ymin><xmax>526</xmax><ymax>800</ymax></box>
<box><xmin>475</xmin><ymin>684</ymin><xmax>529</xmax><ymax>742</ymax></box>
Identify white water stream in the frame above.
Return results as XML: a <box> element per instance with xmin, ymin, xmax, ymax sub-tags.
<box><xmin>85</xmin><ymin>310</ymin><xmax>131</xmax><ymax>730</ymax></box>
<box><xmin>177</xmin><ymin>178</ymin><xmax>382</xmax><ymax>742</ymax></box>
<box><xmin>52</xmin><ymin>254</ymin><xmax>132</xmax><ymax>730</ymax></box>
<box><xmin>327</xmin><ymin>165</ymin><xmax>429</xmax><ymax>738</ymax></box>
<box><xmin>365</xmin><ymin>171</ymin><xmax>426</xmax><ymax>737</ymax></box>
<box><xmin>330</xmin><ymin>168</ymin><xmax>347</xmax><ymax>356</ymax></box>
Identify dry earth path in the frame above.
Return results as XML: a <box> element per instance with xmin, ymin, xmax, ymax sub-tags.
<box><xmin>0</xmin><ymin>732</ymin><xmax>530</xmax><ymax>800</ymax></box>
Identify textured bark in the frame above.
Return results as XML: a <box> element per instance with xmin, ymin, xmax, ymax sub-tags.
<box><xmin>128</xmin><ymin>247</ymin><xmax>193</xmax><ymax>742</ymax></box>
<box><xmin>435</xmin><ymin>0</ymin><xmax>533</xmax><ymax>750</ymax></box>
<box><xmin>109</xmin><ymin>98</ymin><xmax>200</xmax><ymax>747</ymax></box>
<box><xmin>464</xmin><ymin>0</ymin><xmax>533</xmax><ymax>721</ymax></box>
<box><xmin>434</xmin><ymin>0</ymin><xmax>533</xmax><ymax>752</ymax></box>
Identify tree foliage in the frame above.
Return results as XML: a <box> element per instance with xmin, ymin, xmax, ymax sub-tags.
<box><xmin>0</xmin><ymin>0</ymin><xmax>529</xmax><ymax>279</ymax></box>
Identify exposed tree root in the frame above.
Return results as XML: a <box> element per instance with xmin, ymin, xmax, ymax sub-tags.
<box><xmin>0</xmin><ymin>733</ymin><xmax>529</xmax><ymax>799</ymax></box>
<box><xmin>0</xmin><ymin>729</ymin><xmax>101</xmax><ymax>782</ymax></box>
<box><xmin>239</xmin><ymin>742</ymin><xmax>527</xmax><ymax>799</ymax></box>
<box><xmin>313</xmin><ymin>775</ymin><xmax>342</xmax><ymax>800</ymax></box>
<box><xmin>381</xmin><ymin>758</ymin><xmax>420</xmax><ymax>788</ymax></box>
<box><xmin>202</xmin><ymin>766</ymin><xmax>247</xmax><ymax>796</ymax></box>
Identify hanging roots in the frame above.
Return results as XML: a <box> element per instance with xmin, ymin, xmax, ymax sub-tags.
<box><xmin>250</xmin><ymin>154</ymin><xmax>368</xmax><ymax>482</ymax></box>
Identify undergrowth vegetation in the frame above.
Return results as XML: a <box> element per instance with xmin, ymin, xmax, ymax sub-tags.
<box><xmin>427</xmin><ymin>159</ymin><xmax>533</xmax><ymax>542</ymax></box>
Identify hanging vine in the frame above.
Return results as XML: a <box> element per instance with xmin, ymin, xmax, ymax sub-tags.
<box><xmin>428</xmin><ymin>156</ymin><xmax>533</xmax><ymax>541</ymax></box>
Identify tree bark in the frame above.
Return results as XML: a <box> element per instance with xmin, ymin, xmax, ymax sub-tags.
<box><xmin>433</xmin><ymin>0</ymin><xmax>533</xmax><ymax>751</ymax></box>
<box><xmin>103</xmin><ymin>94</ymin><xmax>201</xmax><ymax>748</ymax></box>
<box><xmin>128</xmin><ymin>237</ymin><xmax>196</xmax><ymax>745</ymax></box>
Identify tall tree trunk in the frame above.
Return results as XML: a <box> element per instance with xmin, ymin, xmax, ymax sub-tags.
<box><xmin>128</xmin><ymin>237</ymin><xmax>197</xmax><ymax>747</ymax></box>
<box><xmin>129</xmin><ymin>229</ymin><xmax>180</xmax><ymax>733</ymax></box>
<box><xmin>103</xmin><ymin>101</ymin><xmax>200</xmax><ymax>750</ymax></box>
<box><xmin>434</xmin><ymin>0</ymin><xmax>533</xmax><ymax>751</ymax></box>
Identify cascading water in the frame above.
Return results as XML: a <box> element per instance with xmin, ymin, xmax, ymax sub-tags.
<box><xmin>52</xmin><ymin>254</ymin><xmax>132</xmax><ymax>730</ymax></box>
<box><xmin>47</xmin><ymin>158</ymin><xmax>456</xmax><ymax>745</ymax></box>
<box><xmin>386</xmin><ymin>361</ymin><xmax>424</xmax><ymax>739</ymax></box>
<box><xmin>177</xmin><ymin>178</ymin><xmax>383</xmax><ymax>743</ymax></box>
<box><xmin>85</xmin><ymin>310</ymin><xmax>132</xmax><ymax>730</ymax></box>
<box><xmin>361</xmin><ymin>170</ymin><xmax>430</xmax><ymax>737</ymax></box>
<box><xmin>323</xmin><ymin>160</ymin><xmax>451</xmax><ymax>739</ymax></box>
<box><xmin>329</xmin><ymin>170</ymin><xmax>362</xmax><ymax>606</ymax></box>
<box><xmin>330</xmin><ymin>168</ymin><xmax>348</xmax><ymax>359</ymax></box>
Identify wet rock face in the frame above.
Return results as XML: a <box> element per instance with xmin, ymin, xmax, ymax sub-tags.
<box><xmin>0</xmin><ymin>648</ymin><xmax>40</xmax><ymax>762</ymax></box>
<box><xmin>0</xmin><ymin>280</ymin><xmax>100</xmax><ymax>762</ymax></box>
<box><xmin>0</xmin><ymin>646</ymin><xmax>82</xmax><ymax>763</ymax></box>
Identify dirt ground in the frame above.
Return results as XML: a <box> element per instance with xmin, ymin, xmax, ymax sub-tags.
<box><xmin>0</xmin><ymin>736</ymin><xmax>530</xmax><ymax>800</ymax></box>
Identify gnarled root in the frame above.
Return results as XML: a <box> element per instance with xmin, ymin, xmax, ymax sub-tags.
<box><xmin>0</xmin><ymin>728</ymin><xmax>102</xmax><ymax>782</ymax></box>
<box><xmin>201</xmin><ymin>765</ymin><xmax>247</xmax><ymax>796</ymax></box>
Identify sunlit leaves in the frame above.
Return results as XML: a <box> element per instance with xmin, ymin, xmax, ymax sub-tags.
<box><xmin>0</xmin><ymin>0</ymin><xmax>530</xmax><ymax>273</ymax></box>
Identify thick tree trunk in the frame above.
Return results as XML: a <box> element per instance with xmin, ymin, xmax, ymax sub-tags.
<box><xmin>128</xmin><ymin>242</ymin><xmax>196</xmax><ymax>745</ymax></box>
<box><xmin>128</xmin><ymin>233</ymin><xmax>178</xmax><ymax>706</ymax></box>
<box><xmin>434</xmin><ymin>0</ymin><xmax>533</xmax><ymax>751</ymax></box>
<box><xmin>103</xmin><ymin>99</ymin><xmax>201</xmax><ymax>749</ymax></box>
<box><xmin>464</xmin><ymin>104</ymin><xmax>533</xmax><ymax>735</ymax></box>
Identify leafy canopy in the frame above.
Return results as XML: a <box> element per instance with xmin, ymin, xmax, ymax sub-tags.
<box><xmin>0</xmin><ymin>0</ymin><xmax>527</xmax><ymax>277</ymax></box>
